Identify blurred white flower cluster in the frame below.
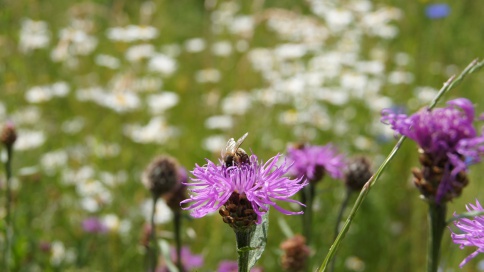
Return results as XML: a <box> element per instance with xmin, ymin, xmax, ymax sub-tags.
<box><xmin>19</xmin><ymin>19</ymin><xmax>51</xmax><ymax>52</ymax></box>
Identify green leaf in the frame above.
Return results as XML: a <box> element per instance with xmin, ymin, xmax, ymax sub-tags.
<box><xmin>159</xmin><ymin>239</ymin><xmax>178</xmax><ymax>272</ymax></box>
<box><xmin>247</xmin><ymin>211</ymin><xmax>269</xmax><ymax>270</ymax></box>
<box><xmin>235</xmin><ymin>211</ymin><xmax>269</xmax><ymax>272</ymax></box>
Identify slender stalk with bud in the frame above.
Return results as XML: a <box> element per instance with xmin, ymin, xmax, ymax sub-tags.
<box><xmin>329</xmin><ymin>156</ymin><xmax>373</xmax><ymax>272</ymax></box>
<box><xmin>142</xmin><ymin>155</ymin><xmax>180</xmax><ymax>272</ymax></box>
<box><xmin>1</xmin><ymin>121</ymin><xmax>17</xmax><ymax>272</ymax></box>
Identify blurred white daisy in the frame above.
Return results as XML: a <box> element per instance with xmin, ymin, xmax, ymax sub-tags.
<box><xmin>147</xmin><ymin>92</ymin><xmax>179</xmax><ymax>114</ymax></box>
<box><xmin>148</xmin><ymin>54</ymin><xmax>177</xmax><ymax>76</ymax></box>
<box><xmin>141</xmin><ymin>198</ymin><xmax>173</xmax><ymax>225</ymax></box>
<box><xmin>19</xmin><ymin>18</ymin><xmax>50</xmax><ymax>52</ymax></box>
<box><xmin>15</xmin><ymin>129</ymin><xmax>45</xmax><ymax>151</ymax></box>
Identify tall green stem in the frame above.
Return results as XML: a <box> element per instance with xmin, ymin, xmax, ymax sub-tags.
<box><xmin>4</xmin><ymin>144</ymin><xmax>13</xmax><ymax>272</ymax></box>
<box><xmin>149</xmin><ymin>196</ymin><xmax>158</xmax><ymax>272</ymax></box>
<box><xmin>174</xmin><ymin>210</ymin><xmax>183</xmax><ymax>272</ymax></box>
<box><xmin>236</xmin><ymin>228</ymin><xmax>253</xmax><ymax>272</ymax></box>
<box><xmin>301</xmin><ymin>183</ymin><xmax>315</xmax><ymax>242</ymax></box>
<box><xmin>427</xmin><ymin>203</ymin><xmax>446</xmax><ymax>272</ymax></box>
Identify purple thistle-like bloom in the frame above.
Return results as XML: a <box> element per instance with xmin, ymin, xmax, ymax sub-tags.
<box><xmin>381</xmin><ymin>98</ymin><xmax>484</xmax><ymax>202</ymax></box>
<box><xmin>451</xmin><ymin>200</ymin><xmax>484</xmax><ymax>268</ymax></box>
<box><xmin>286</xmin><ymin>144</ymin><xmax>345</xmax><ymax>182</ymax></box>
<box><xmin>181</xmin><ymin>154</ymin><xmax>307</xmax><ymax>224</ymax></box>
<box><xmin>82</xmin><ymin>217</ymin><xmax>107</xmax><ymax>234</ymax></box>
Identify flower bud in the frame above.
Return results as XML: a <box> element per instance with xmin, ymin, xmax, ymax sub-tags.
<box><xmin>344</xmin><ymin>156</ymin><xmax>373</xmax><ymax>191</ymax></box>
<box><xmin>1</xmin><ymin>121</ymin><xmax>17</xmax><ymax>147</ymax></box>
<box><xmin>280</xmin><ymin>234</ymin><xmax>310</xmax><ymax>272</ymax></box>
<box><xmin>142</xmin><ymin>155</ymin><xmax>179</xmax><ymax>198</ymax></box>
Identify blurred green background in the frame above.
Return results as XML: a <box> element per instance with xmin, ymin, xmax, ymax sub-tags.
<box><xmin>1</xmin><ymin>0</ymin><xmax>483</xmax><ymax>271</ymax></box>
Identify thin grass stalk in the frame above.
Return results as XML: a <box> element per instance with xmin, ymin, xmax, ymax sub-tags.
<box><xmin>317</xmin><ymin>58</ymin><xmax>484</xmax><ymax>272</ymax></box>
<box><xmin>149</xmin><ymin>196</ymin><xmax>158</xmax><ymax>272</ymax></box>
<box><xmin>446</xmin><ymin>210</ymin><xmax>484</xmax><ymax>225</ymax></box>
<box><xmin>328</xmin><ymin>188</ymin><xmax>352</xmax><ymax>272</ymax></box>
<box><xmin>4</xmin><ymin>144</ymin><xmax>13</xmax><ymax>272</ymax></box>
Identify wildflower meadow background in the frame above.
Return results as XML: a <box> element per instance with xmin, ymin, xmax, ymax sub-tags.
<box><xmin>1</xmin><ymin>0</ymin><xmax>484</xmax><ymax>271</ymax></box>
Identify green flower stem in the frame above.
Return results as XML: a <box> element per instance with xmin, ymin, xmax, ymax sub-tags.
<box><xmin>149</xmin><ymin>196</ymin><xmax>158</xmax><ymax>272</ymax></box>
<box><xmin>316</xmin><ymin>58</ymin><xmax>484</xmax><ymax>272</ymax></box>
<box><xmin>174</xmin><ymin>210</ymin><xmax>183</xmax><ymax>272</ymax></box>
<box><xmin>236</xmin><ymin>227</ymin><xmax>255</xmax><ymax>272</ymax></box>
<box><xmin>329</xmin><ymin>188</ymin><xmax>352</xmax><ymax>272</ymax></box>
<box><xmin>301</xmin><ymin>183</ymin><xmax>315</xmax><ymax>242</ymax></box>
<box><xmin>427</xmin><ymin>203</ymin><xmax>446</xmax><ymax>272</ymax></box>
<box><xmin>4</xmin><ymin>144</ymin><xmax>13</xmax><ymax>272</ymax></box>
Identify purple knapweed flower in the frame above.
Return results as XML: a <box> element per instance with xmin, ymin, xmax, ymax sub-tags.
<box><xmin>181</xmin><ymin>153</ymin><xmax>307</xmax><ymax>226</ymax></box>
<box><xmin>450</xmin><ymin>200</ymin><xmax>484</xmax><ymax>268</ymax></box>
<box><xmin>157</xmin><ymin>246</ymin><xmax>204</xmax><ymax>272</ymax></box>
<box><xmin>82</xmin><ymin>217</ymin><xmax>107</xmax><ymax>233</ymax></box>
<box><xmin>286</xmin><ymin>143</ymin><xmax>345</xmax><ymax>183</ymax></box>
<box><xmin>425</xmin><ymin>3</ymin><xmax>450</xmax><ymax>19</ymax></box>
<box><xmin>381</xmin><ymin>98</ymin><xmax>484</xmax><ymax>202</ymax></box>
<box><xmin>217</xmin><ymin>260</ymin><xmax>263</xmax><ymax>272</ymax></box>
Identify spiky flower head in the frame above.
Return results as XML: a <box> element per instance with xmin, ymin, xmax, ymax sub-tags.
<box><xmin>450</xmin><ymin>200</ymin><xmax>484</xmax><ymax>268</ymax></box>
<box><xmin>1</xmin><ymin>121</ymin><xmax>17</xmax><ymax>147</ymax></box>
<box><xmin>381</xmin><ymin>98</ymin><xmax>484</xmax><ymax>203</ymax></box>
<box><xmin>286</xmin><ymin>143</ymin><xmax>345</xmax><ymax>183</ymax></box>
<box><xmin>142</xmin><ymin>155</ymin><xmax>180</xmax><ymax>198</ymax></box>
<box><xmin>280</xmin><ymin>234</ymin><xmax>311</xmax><ymax>272</ymax></box>
<box><xmin>181</xmin><ymin>153</ymin><xmax>307</xmax><ymax>230</ymax></box>
<box><xmin>344</xmin><ymin>156</ymin><xmax>373</xmax><ymax>192</ymax></box>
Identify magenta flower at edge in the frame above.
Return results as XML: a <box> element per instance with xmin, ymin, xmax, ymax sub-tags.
<box><xmin>450</xmin><ymin>200</ymin><xmax>484</xmax><ymax>268</ymax></box>
<box><xmin>381</xmin><ymin>98</ymin><xmax>484</xmax><ymax>202</ymax></box>
<box><xmin>286</xmin><ymin>144</ymin><xmax>345</xmax><ymax>182</ymax></box>
<box><xmin>157</xmin><ymin>246</ymin><xmax>204</xmax><ymax>272</ymax></box>
<box><xmin>181</xmin><ymin>154</ymin><xmax>307</xmax><ymax>224</ymax></box>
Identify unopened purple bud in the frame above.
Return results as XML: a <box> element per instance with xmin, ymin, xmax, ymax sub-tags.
<box><xmin>142</xmin><ymin>155</ymin><xmax>180</xmax><ymax>198</ymax></box>
<box><xmin>1</xmin><ymin>121</ymin><xmax>17</xmax><ymax>147</ymax></box>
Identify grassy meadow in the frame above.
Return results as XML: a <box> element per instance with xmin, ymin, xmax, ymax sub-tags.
<box><xmin>1</xmin><ymin>0</ymin><xmax>484</xmax><ymax>271</ymax></box>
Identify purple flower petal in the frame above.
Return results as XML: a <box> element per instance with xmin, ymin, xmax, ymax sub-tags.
<box><xmin>451</xmin><ymin>200</ymin><xmax>484</xmax><ymax>267</ymax></box>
